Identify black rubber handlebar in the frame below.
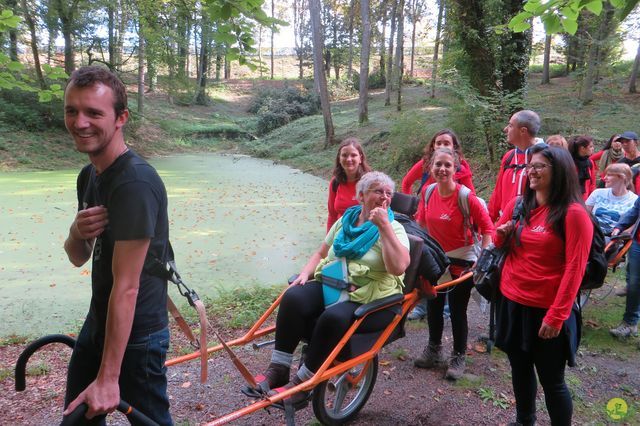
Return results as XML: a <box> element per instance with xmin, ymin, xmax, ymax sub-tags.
<box><xmin>15</xmin><ymin>333</ymin><xmax>158</xmax><ymax>425</ymax></box>
<box><xmin>60</xmin><ymin>401</ymin><xmax>158</xmax><ymax>426</ymax></box>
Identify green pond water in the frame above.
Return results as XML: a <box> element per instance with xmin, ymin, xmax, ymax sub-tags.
<box><xmin>0</xmin><ymin>154</ymin><xmax>328</xmax><ymax>338</ymax></box>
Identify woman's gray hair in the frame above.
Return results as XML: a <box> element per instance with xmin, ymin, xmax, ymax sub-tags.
<box><xmin>356</xmin><ymin>171</ymin><xmax>395</xmax><ymax>198</ymax></box>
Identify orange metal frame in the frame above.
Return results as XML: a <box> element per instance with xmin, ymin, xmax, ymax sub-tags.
<box><xmin>605</xmin><ymin>238</ymin><xmax>633</xmax><ymax>268</ymax></box>
<box><xmin>164</xmin><ymin>272</ymin><xmax>473</xmax><ymax>425</ymax></box>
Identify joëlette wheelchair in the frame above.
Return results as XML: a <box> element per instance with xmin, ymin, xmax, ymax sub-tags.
<box><xmin>15</xmin><ymin>192</ymin><xmax>470</xmax><ymax>425</ymax></box>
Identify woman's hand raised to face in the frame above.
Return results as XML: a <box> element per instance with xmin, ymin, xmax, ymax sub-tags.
<box><xmin>368</xmin><ymin>204</ymin><xmax>390</xmax><ymax>228</ymax></box>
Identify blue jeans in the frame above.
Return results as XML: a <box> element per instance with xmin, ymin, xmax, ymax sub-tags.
<box><xmin>623</xmin><ymin>241</ymin><xmax>640</xmax><ymax>326</ymax></box>
<box><xmin>65</xmin><ymin>321</ymin><xmax>172</xmax><ymax>425</ymax></box>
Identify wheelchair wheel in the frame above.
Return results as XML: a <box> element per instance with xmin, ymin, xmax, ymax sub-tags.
<box><xmin>312</xmin><ymin>355</ymin><xmax>378</xmax><ymax>425</ymax></box>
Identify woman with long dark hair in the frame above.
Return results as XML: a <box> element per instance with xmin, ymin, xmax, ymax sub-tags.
<box><xmin>326</xmin><ymin>138</ymin><xmax>372</xmax><ymax>231</ymax></box>
<box><xmin>495</xmin><ymin>145</ymin><xmax>593</xmax><ymax>426</ymax></box>
<box><xmin>568</xmin><ymin>135</ymin><xmax>598</xmax><ymax>200</ymax></box>
<box><xmin>591</xmin><ymin>134</ymin><xmax>624</xmax><ymax>184</ymax></box>
<box><xmin>401</xmin><ymin>129</ymin><xmax>475</xmax><ymax>195</ymax></box>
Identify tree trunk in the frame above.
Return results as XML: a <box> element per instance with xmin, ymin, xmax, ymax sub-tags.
<box><xmin>541</xmin><ymin>34</ymin><xmax>551</xmax><ymax>84</ymax></box>
<box><xmin>395</xmin><ymin>0</ymin><xmax>404</xmax><ymax>111</ymax></box>
<box><xmin>108</xmin><ymin>3</ymin><xmax>115</xmax><ymax>69</ymax></box>
<box><xmin>430</xmin><ymin>0</ymin><xmax>443</xmax><ymax>98</ymax></box>
<box><xmin>270</xmin><ymin>0</ymin><xmax>275</xmax><ymax>79</ymax></box>
<box><xmin>259</xmin><ymin>26</ymin><xmax>264</xmax><ymax>78</ymax></box>
<box><xmin>224</xmin><ymin>56</ymin><xmax>231</xmax><ymax>79</ymax></box>
<box><xmin>215</xmin><ymin>53</ymin><xmax>222</xmax><ymax>81</ymax></box>
<box><xmin>137</xmin><ymin>16</ymin><xmax>145</xmax><ymax>115</ymax></box>
<box><xmin>54</xmin><ymin>0</ymin><xmax>79</xmax><ymax>74</ymax></box>
<box><xmin>580</xmin><ymin>4</ymin><xmax>614</xmax><ymax>104</ymax></box>
<box><xmin>346</xmin><ymin>0</ymin><xmax>355</xmax><ymax>82</ymax></box>
<box><xmin>384</xmin><ymin>0</ymin><xmax>397</xmax><ymax>106</ymax></box>
<box><xmin>359</xmin><ymin>0</ymin><xmax>371</xmax><ymax>123</ymax></box>
<box><xmin>7</xmin><ymin>0</ymin><xmax>18</xmax><ymax>61</ymax></box>
<box><xmin>379</xmin><ymin>0</ymin><xmax>388</xmax><ymax>76</ymax></box>
<box><xmin>409</xmin><ymin>0</ymin><xmax>417</xmax><ymax>78</ymax></box>
<box><xmin>21</xmin><ymin>0</ymin><xmax>46</xmax><ymax>89</ymax></box>
<box><xmin>309</xmin><ymin>0</ymin><xmax>335</xmax><ymax>146</ymax></box>
<box><xmin>195</xmin><ymin>15</ymin><xmax>209</xmax><ymax>105</ymax></box>
<box><xmin>628</xmin><ymin>42</ymin><xmax>640</xmax><ymax>93</ymax></box>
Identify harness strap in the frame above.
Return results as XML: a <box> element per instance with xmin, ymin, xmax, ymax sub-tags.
<box><xmin>284</xmin><ymin>400</ymin><xmax>296</xmax><ymax>426</ymax></box>
<box><xmin>167</xmin><ymin>296</ymin><xmax>198</xmax><ymax>347</ymax></box>
<box><xmin>194</xmin><ymin>298</ymin><xmax>209</xmax><ymax>383</ymax></box>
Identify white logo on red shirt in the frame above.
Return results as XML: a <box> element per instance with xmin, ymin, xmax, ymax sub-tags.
<box><xmin>439</xmin><ymin>213</ymin><xmax>452</xmax><ymax>221</ymax></box>
<box><xmin>531</xmin><ymin>225</ymin><xmax>546</xmax><ymax>233</ymax></box>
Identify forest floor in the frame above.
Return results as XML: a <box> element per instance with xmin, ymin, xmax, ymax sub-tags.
<box><xmin>1</xmin><ymin>278</ymin><xmax>639</xmax><ymax>425</ymax></box>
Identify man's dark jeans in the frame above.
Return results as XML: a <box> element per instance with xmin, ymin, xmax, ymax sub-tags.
<box><xmin>64</xmin><ymin>321</ymin><xmax>172</xmax><ymax>425</ymax></box>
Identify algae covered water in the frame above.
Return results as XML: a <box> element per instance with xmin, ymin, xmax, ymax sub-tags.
<box><xmin>0</xmin><ymin>154</ymin><xmax>327</xmax><ymax>337</ymax></box>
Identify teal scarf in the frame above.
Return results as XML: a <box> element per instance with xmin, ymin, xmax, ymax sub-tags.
<box><xmin>333</xmin><ymin>205</ymin><xmax>395</xmax><ymax>259</ymax></box>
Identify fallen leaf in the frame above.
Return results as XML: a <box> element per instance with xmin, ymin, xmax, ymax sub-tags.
<box><xmin>181</xmin><ymin>381</ymin><xmax>191</xmax><ymax>388</ymax></box>
<box><xmin>379</xmin><ymin>360</ymin><xmax>391</xmax><ymax>366</ymax></box>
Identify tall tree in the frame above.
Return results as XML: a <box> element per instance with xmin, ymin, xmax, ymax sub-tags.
<box><xmin>53</xmin><ymin>0</ymin><xmax>82</xmax><ymax>74</ymax></box>
<box><xmin>20</xmin><ymin>0</ymin><xmax>46</xmax><ymax>89</ymax></box>
<box><xmin>406</xmin><ymin>0</ymin><xmax>425</xmax><ymax>77</ymax></box>
<box><xmin>541</xmin><ymin>34</ymin><xmax>551</xmax><ymax>84</ymax></box>
<box><xmin>137</xmin><ymin>3</ymin><xmax>145</xmax><ymax>114</ymax></box>
<box><xmin>580</xmin><ymin>2</ymin><xmax>615</xmax><ymax>103</ymax></box>
<box><xmin>430</xmin><ymin>0</ymin><xmax>443</xmax><ymax>98</ymax></box>
<box><xmin>270</xmin><ymin>0</ymin><xmax>274</xmax><ymax>79</ymax></box>
<box><xmin>346</xmin><ymin>0</ymin><xmax>356</xmax><ymax>81</ymax></box>
<box><xmin>395</xmin><ymin>0</ymin><xmax>404</xmax><ymax>111</ymax></box>
<box><xmin>309</xmin><ymin>0</ymin><xmax>334</xmax><ymax>145</ymax></box>
<box><xmin>384</xmin><ymin>0</ymin><xmax>396</xmax><ymax>106</ymax></box>
<box><xmin>358</xmin><ymin>0</ymin><xmax>370</xmax><ymax>123</ymax></box>
<box><xmin>629</xmin><ymin>41</ymin><xmax>640</xmax><ymax>93</ymax></box>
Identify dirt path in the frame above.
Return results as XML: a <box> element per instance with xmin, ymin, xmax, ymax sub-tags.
<box><xmin>2</xmin><ymin>294</ymin><xmax>638</xmax><ymax>425</ymax></box>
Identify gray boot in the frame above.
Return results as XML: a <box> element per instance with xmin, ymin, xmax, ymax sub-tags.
<box><xmin>445</xmin><ymin>351</ymin><xmax>466</xmax><ymax>380</ymax></box>
<box><xmin>414</xmin><ymin>343</ymin><xmax>445</xmax><ymax>369</ymax></box>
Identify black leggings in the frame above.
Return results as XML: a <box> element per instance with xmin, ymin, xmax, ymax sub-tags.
<box><xmin>507</xmin><ymin>340</ymin><xmax>572</xmax><ymax>426</ymax></box>
<box><xmin>275</xmin><ymin>281</ymin><xmax>396</xmax><ymax>372</ymax></box>
<box><xmin>426</xmin><ymin>274</ymin><xmax>473</xmax><ymax>354</ymax></box>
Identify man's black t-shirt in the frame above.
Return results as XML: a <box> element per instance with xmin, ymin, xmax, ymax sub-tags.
<box><xmin>76</xmin><ymin>150</ymin><xmax>169</xmax><ymax>340</ymax></box>
<box><xmin>617</xmin><ymin>156</ymin><xmax>640</xmax><ymax>167</ymax></box>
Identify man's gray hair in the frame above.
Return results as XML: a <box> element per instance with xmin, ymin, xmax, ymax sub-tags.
<box><xmin>356</xmin><ymin>171</ymin><xmax>395</xmax><ymax>198</ymax></box>
<box><xmin>514</xmin><ymin>110</ymin><xmax>541</xmax><ymax>136</ymax></box>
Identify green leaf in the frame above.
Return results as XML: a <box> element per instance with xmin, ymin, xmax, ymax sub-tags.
<box><xmin>50</xmin><ymin>84</ymin><xmax>61</xmax><ymax>91</ymax></box>
<box><xmin>512</xmin><ymin>21</ymin><xmax>532</xmax><ymax>32</ymax></box>
<box><xmin>561</xmin><ymin>6</ymin><xmax>579</xmax><ymax>20</ymax></box>
<box><xmin>510</xmin><ymin>11</ymin><xmax>533</xmax><ymax>25</ymax></box>
<box><xmin>561</xmin><ymin>17</ymin><xmax>578</xmax><ymax>34</ymax></box>
<box><xmin>523</xmin><ymin>1</ymin><xmax>542</xmax><ymax>13</ymax></box>
<box><xmin>541</xmin><ymin>14</ymin><xmax>562</xmax><ymax>33</ymax></box>
<box><xmin>220</xmin><ymin>3</ymin><xmax>232</xmax><ymax>19</ymax></box>
<box><xmin>39</xmin><ymin>91</ymin><xmax>52</xmax><ymax>102</ymax></box>
<box><xmin>583</xmin><ymin>0</ymin><xmax>603</xmax><ymax>15</ymax></box>
<box><xmin>7</xmin><ymin>61</ymin><xmax>24</xmax><ymax>72</ymax></box>
<box><xmin>609</xmin><ymin>0</ymin><xmax>625</xmax><ymax>8</ymax></box>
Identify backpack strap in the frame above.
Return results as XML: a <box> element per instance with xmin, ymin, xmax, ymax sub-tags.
<box><xmin>422</xmin><ymin>183</ymin><xmax>438</xmax><ymax>209</ymax></box>
<box><xmin>503</xmin><ymin>149</ymin><xmax>518</xmax><ymax>171</ymax></box>
<box><xmin>457</xmin><ymin>185</ymin><xmax>473</xmax><ymax>246</ymax></box>
<box><xmin>416</xmin><ymin>171</ymin><xmax>431</xmax><ymax>195</ymax></box>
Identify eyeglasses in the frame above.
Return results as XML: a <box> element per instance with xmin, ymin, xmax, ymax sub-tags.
<box><xmin>525</xmin><ymin>163</ymin><xmax>551</xmax><ymax>172</ymax></box>
<box><xmin>369</xmin><ymin>188</ymin><xmax>393</xmax><ymax>198</ymax></box>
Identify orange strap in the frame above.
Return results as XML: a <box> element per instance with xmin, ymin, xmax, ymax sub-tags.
<box><xmin>167</xmin><ymin>296</ymin><xmax>209</xmax><ymax>383</ymax></box>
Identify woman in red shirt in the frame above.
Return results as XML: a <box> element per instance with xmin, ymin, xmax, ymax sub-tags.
<box><xmin>401</xmin><ymin>129</ymin><xmax>475</xmax><ymax>195</ymax></box>
<box><xmin>495</xmin><ymin>144</ymin><xmax>592</xmax><ymax>426</ymax></box>
<box><xmin>568</xmin><ymin>135</ymin><xmax>597</xmax><ymax>200</ymax></box>
<box><xmin>413</xmin><ymin>148</ymin><xmax>493</xmax><ymax>380</ymax></box>
<box><xmin>326</xmin><ymin>138</ymin><xmax>372</xmax><ymax>231</ymax></box>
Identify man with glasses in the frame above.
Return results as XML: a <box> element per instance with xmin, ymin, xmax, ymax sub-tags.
<box><xmin>487</xmin><ymin>110</ymin><xmax>542</xmax><ymax>222</ymax></box>
<box><xmin>616</xmin><ymin>131</ymin><xmax>640</xmax><ymax>167</ymax></box>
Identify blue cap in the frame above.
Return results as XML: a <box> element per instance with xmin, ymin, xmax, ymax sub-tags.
<box><xmin>619</xmin><ymin>131</ymin><xmax>638</xmax><ymax>140</ymax></box>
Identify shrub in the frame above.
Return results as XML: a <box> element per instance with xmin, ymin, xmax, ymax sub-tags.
<box><xmin>250</xmin><ymin>86</ymin><xmax>319</xmax><ymax>135</ymax></box>
<box><xmin>0</xmin><ymin>89</ymin><xmax>65</xmax><ymax>131</ymax></box>
<box><xmin>351</xmin><ymin>69</ymin><xmax>386</xmax><ymax>91</ymax></box>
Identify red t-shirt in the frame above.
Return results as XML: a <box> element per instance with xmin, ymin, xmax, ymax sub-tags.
<box><xmin>496</xmin><ymin>199</ymin><xmax>593</xmax><ymax>330</ymax></box>
<box><xmin>401</xmin><ymin>159</ymin><xmax>475</xmax><ymax>195</ymax></box>
<box><xmin>488</xmin><ymin>149</ymin><xmax>531</xmax><ymax>222</ymax></box>
<box><xmin>327</xmin><ymin>179</ymin><xmax>358</xmax><ymax>231</ymax></box>
<box><xmin>418</xmin><ymin>184</ymin><xmax>494</xmax><ymax>275</ymax></box>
